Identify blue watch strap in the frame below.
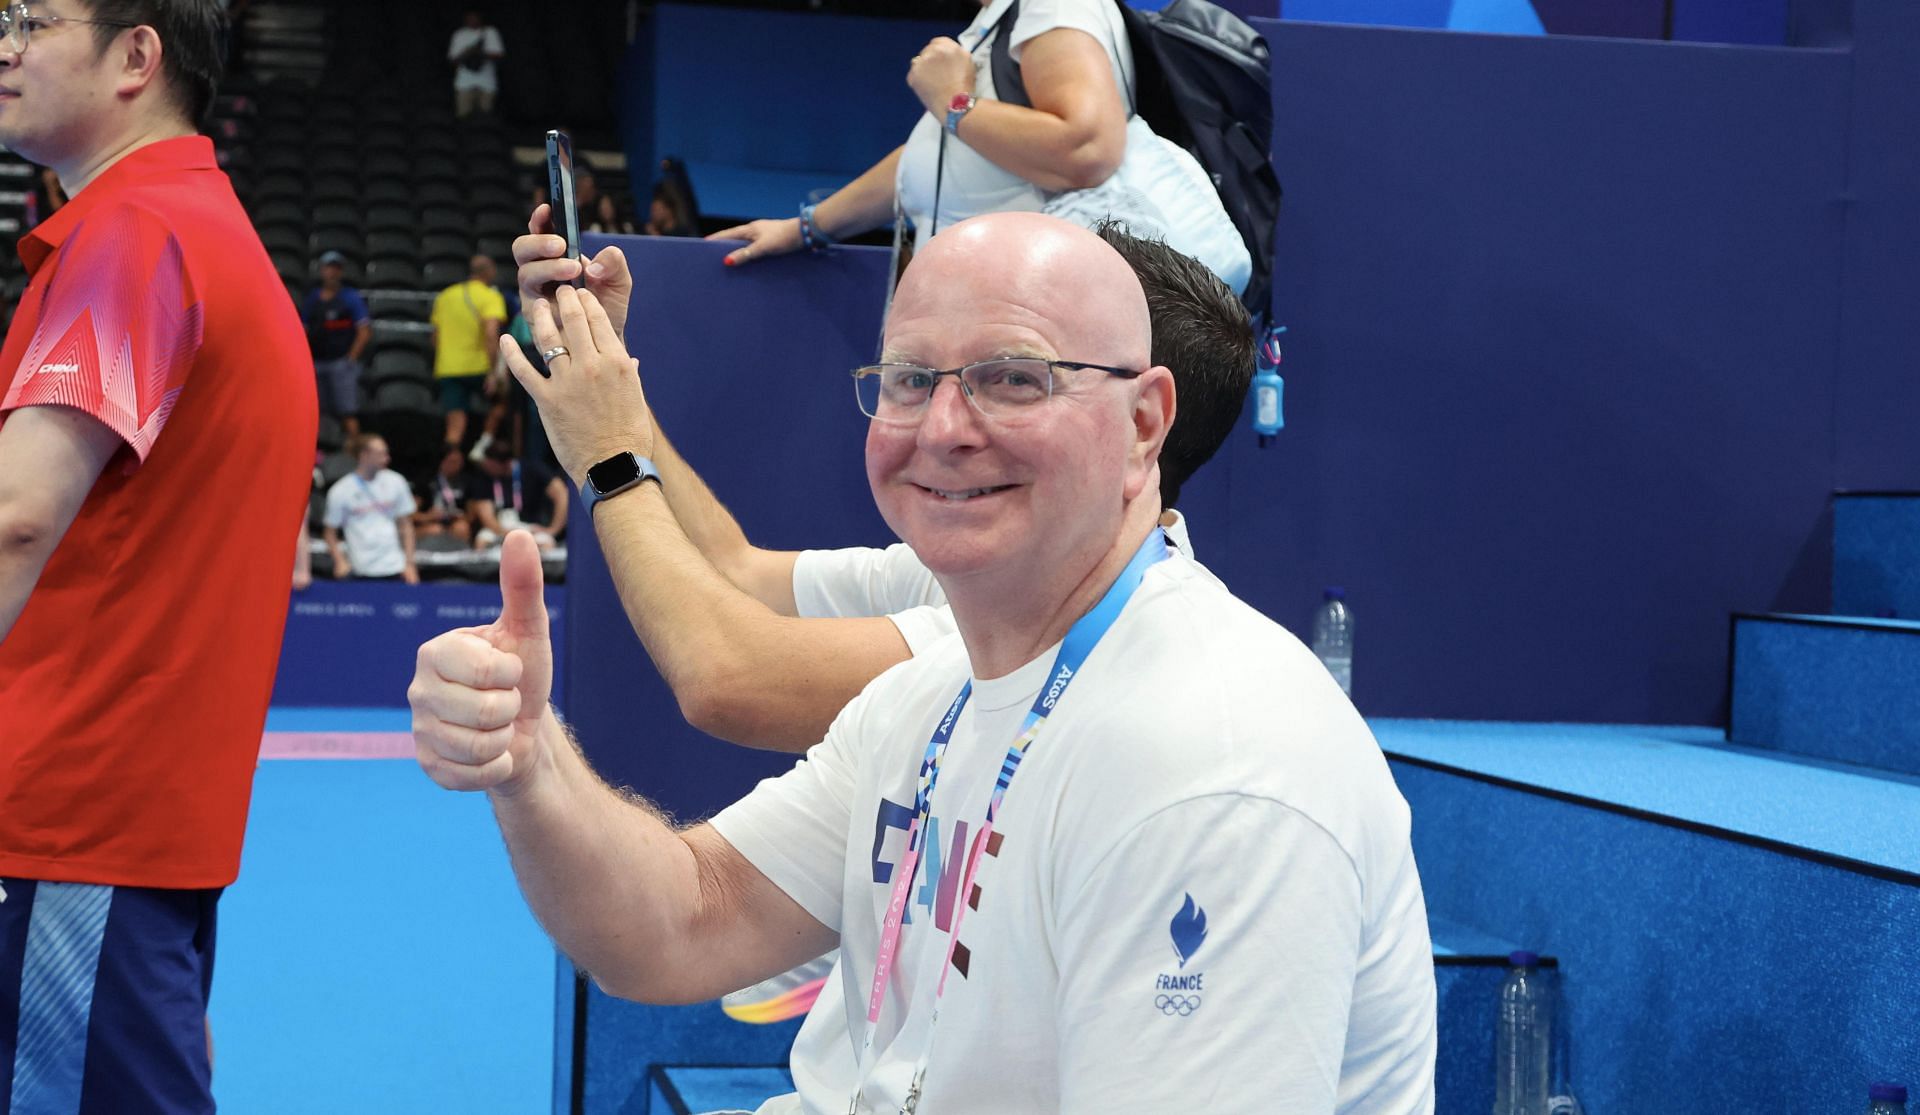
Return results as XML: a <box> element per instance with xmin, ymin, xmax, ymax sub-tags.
<box><xmin>581</xmin><ymin>453</ymin><xmax>660</xmax><ymax>518</ymax></box>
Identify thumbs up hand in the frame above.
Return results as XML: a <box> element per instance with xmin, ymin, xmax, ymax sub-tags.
<box><xmin>410</xmin><ymin>530</ymin><xmax>555</xmax><ymax>795</ymax></box>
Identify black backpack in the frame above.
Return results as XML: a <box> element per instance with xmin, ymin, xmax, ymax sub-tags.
<box><xmin>989</xmin><ymin>0</ymin><xmax>1279</xmax><ymax>319</ymax></box>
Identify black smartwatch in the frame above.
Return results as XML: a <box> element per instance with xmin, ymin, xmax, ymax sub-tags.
<box><xmin>581</xmin><ymin>451</ymin><xmax>660</xmax><ymax>518</ymax></box>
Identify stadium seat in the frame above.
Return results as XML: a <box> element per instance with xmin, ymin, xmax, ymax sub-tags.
<box><xmin>365</xmin><ymin>231</ymin><xmax>422</xmax><ymax>263</ymax></box>
<box><xmin>366</xmin><ymin>206</ymin><xmax>416</xmax><ymax>234</ymax></box>
<box><xmin>421</xmin><ymin>207</ymin><xmax>473</xmax><ymax>237</ymax></box>
<box><xmin>313</xmin><ymin>201</ymin><xmax>363</xmax><ymax>230</ymax></box>
<box><xmin>310</xmin><ymin>175</ymin><xmax>359</xmax><ymax>204</ymax></box>
<box><xmin>363</xmin><ymin>179</ymin><xmax>413</xmax><ymax>208</ymax></box>
<box><xmin>366</xmin><ymin>291</ymin><xmax>432</xmax><ymax>322</ymax></box>
<box><xmin>365</xmin><ymin>257</ymin><xmax>425</xmax><ymax>289</ymax></box>
<box><xmin>420</xmin><ymin>233</ymin><xmax>472</xmax><ymax>264</ymax></box>
<box><xmin>420</xmin><ymin>260</ymin><xmax>470</xmax><ymax>291</ymax></box>
<box><xmin>367</xmin><ymin>348</ymin><xmax>432</xmax><ymax>389</ymax></box>
<box><xmin>253</xmin><ymin>199</ymin><xmax>308</xmax><ymax>228</ymax></box>
<box><xmin>310</xmin><ymin>226</ymin><xmax>366</xmax><ymax>258</ymax></box>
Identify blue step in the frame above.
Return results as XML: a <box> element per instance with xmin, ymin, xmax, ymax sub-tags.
<box><xmin>1431</xmin><ymin>917</ymin><xmax>1545</xmax><ymax>1115</ymax></box>
<box><xmin>1834</xmin><ymin>492</ymin><xmax>1920</xmax><ymax>619</ymax></box>
<box><xmin>650</xmin><ymin>1065</ymin><xmax>795</xmax><ymax>1115</ymax></box>
<box><xmin>1729</xmin><ymin>613</ymin><xmax>1920</xmax><ymax>775</ymax></box>
<box><xmin>1375</xmin><ymin>720</ymin><xmax>1920</xmax><ymax>1115</ymax></box>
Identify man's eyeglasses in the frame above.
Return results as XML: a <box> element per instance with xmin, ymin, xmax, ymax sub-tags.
<box><xmin>0</xmin><ymin>4</ymin><xmax>140</xmax><ymax>55</ymax></box>
<box><xmin>852</xmin><ymin>358</ymin><xmax>1141</xmax><ymax>424</ymax></box>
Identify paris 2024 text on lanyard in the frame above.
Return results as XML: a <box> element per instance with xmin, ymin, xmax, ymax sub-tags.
<box><xmin>852</xmin><ymin>527</ymin><xmax>1172</xmax><ymax>1115</ymax></box>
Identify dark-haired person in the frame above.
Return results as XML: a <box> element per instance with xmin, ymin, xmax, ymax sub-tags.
<box><xmin>0</xmin><ymin>1</ymin><xmax>314</xmax><ymax>1110</ymax></box>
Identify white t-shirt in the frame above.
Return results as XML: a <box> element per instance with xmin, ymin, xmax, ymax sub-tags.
<box><xmin>447</xmin><ymin>26</ymin><xmax>505</xmax><ymax>93</ymax></box>
<box><xmin>323</xmin><ymin>469</ymin><xmax>417</xmax><ymax>577</ymax></box>
<box><xmin>712</xmin><ymin>553</ymin><xmax>1437</xmax><ymax>1115</ymax></box>
<box><xmin>792</xmin><ymin>512</ymin><xmax>1193</xmax><ymax>653</ymax></box>
<box><xmin>893</xmin><ymin>0</ymin><xmax>1251</xmax><ymax>293</ymax></box>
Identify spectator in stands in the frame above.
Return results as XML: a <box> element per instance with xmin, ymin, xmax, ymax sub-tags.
<box><xmin>708</xmin><ymin>0</ymin><xmax>1249</xmax><ymax>293</ymax></box>
<box><xmin>469</xmin><ymin>439</ymin><xmax>566</xmax><ymax>551</ymax></box>
<box><xmin>322</xmin><ymin>434</ymin><xmax>419</xmax><ymax>583</ymax></box>
<box><xmin>414</xmin><ymin>446</ymin><xmax>475</xmax><ymax>545</ymax></box>
<box><xmin>303</xmin><ymin>250</ymin><xmax>371</xmax><ymax>440</ymax></box>
<box><xmin>447</xmin><ymin>8</ymin><xmax>504</xmax><ymax>118</ymax></box>
<box><xmin>588</xmin><ymin>193</ymin><xmax>637</xmax><ymax>236</ymax></box>
<box><xmin>431</xmin><ymin>255</ymin><xmax>508</xmax><ymax>454</ymax></box>
<box><xmin>642</xmin><ymin>179</ymin><xmax>698</xmax><ymax>237</ymax></box>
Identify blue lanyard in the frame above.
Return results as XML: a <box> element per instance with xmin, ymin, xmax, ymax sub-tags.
<box><xmin>859</xmin><ymin>527</ymin><xmax>1172</xmax><ymax>1095</ymax></box>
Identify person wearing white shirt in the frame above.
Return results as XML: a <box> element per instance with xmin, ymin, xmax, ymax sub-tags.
<box><xmin>413</xmin><ymin>212</ymin><xmax>1436</xmax><ymax>1112</ymax></box>
<box><xmin>322</xmin><ymin>434</ymin><xmax>419</xmax><ymax>583</ymax></box>
<box><xmin>447</xmin><ymin>9</ymin><xmax>505</xmax><ymax>117</ymax></box>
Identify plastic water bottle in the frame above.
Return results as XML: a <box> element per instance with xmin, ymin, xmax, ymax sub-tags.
<box><xmin>1870</xmin><ymin>1083</ymin><xmax>1909</xmax><ymax>1114</ymax></box>
<box><xmin>1494</xmin><ymin>950</ymin><xmax>1552</xmax><ymax>1115</ymax></box>
<box><xmin>1311</xmin><ymin>588</ymin><xmax>1353</xmax><ymax>696</ymax></box>
<box><xmin>1252</xmin><ymin>325</ymin><xmax>1286</xmax><ymax>448</ymax></box>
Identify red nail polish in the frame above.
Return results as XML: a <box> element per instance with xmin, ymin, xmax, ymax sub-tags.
<box><xmin>723</xmin><ymin>257</ymin><xmax>736</xmax><ymax>268</ymax></box>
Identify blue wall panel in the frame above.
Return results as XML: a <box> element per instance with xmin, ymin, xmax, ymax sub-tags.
<box><xmin>1835</xmin><ymin>0</ymin><xmax>1920</xmax><ymax>489</ymax></box>
<box><xmin>1237</xmin><ymin>20</ymin><xmax>1851</xmax><ymax>722</ymax></box>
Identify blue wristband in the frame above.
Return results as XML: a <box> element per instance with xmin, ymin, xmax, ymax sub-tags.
<box><xmin>798</xmin><ymin>202</ymin><xmax>836</xmax><ymax>253</ymax></box>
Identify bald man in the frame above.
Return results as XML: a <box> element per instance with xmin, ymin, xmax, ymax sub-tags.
<box><xmin>408</xmin><ymin>214</ymin><xmax>1437</xmax><ymax>1113</ymax></box>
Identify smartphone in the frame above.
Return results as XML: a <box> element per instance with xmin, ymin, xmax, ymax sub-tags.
<box><xmin>545</xmin><ymin>129</ymin><xmax>583</xmax><ymax>287</ymax></box>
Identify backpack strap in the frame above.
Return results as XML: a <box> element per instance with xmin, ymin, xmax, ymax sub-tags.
<box><xmin>988</xmin><ymin>1</ymin><xmax>1029</xmax><ymax>110</ymax></box>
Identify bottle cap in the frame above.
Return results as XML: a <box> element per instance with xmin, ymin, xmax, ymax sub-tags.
<box><xmin>1322</xmin><ymin>587</ymin><xmax>1346</xmax><ymax>601</ymax></box>
<box><xmin>1871</xmin><ymin>1083</ymin><xmax>1908</xmax><ymax>1103</ymax></box>
<box><xmin>1508</xmin><ymin>950</ymin><xmax>1539</xmax><ymax>967</ymax></box>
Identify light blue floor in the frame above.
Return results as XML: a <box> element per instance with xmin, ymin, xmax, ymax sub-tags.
<box><xmin>211</xmin><ymin>749</ymin><xmax>556</xmax><ymax>1114</ymax></box>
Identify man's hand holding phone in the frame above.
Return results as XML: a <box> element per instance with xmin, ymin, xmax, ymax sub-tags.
<box><xmin>513</xmin><ymin>203</ymin><xmax>634</xmax><ymax>338</ymax></box>
<box><xmin>499</xmin><ymin>285</ymin><xmax>653</xmax><ymax>491</ymax></box>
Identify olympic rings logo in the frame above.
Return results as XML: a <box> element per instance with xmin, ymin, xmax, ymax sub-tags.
<box><xmin>1155</xmin><ymin>994</ymin><xmax>1202</xmax><ymax>1016</ymax></box>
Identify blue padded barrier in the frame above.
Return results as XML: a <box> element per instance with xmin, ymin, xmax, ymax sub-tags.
<box><xmin>1383</xmin><ymin>721</ymin><xmax>1920</xmax><ymax>1113</ymax></box>
<box><xmin>1729</xmin><ymin>614</ymin><xmax>1920</xmax><ymax>777</ymax></box>
<box><xmin>562</xmin><ymin>234</ymin><xmax>893</xmax><ymax>813</ymax></box>
<box><xmin>274</xmin><ymin>581</ymin><xmax>566</xmax><ymax>708</ymax></box>
<box><xmin>1834</xmin><ymin>493</ymin><xmax>1920</xmax><ymax>620</ymax></box>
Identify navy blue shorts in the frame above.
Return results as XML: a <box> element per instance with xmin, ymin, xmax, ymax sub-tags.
<box><xmin>0</xmin><ymin>879</ymin><xmax>219</xmax><ymax>1115</ymax></box>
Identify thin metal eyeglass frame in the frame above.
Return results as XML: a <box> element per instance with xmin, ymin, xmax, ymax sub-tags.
<box><xmin>851</xmin><ymin>358</ymin><xmax>1142</xmax><ymax>424</ymax></box>
<box><xmin>0</xmin><ymin>4</ymin><xmax>140</xmax><ymax>54</ymax></box>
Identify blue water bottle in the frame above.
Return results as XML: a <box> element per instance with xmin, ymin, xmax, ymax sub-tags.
<box><xmin>1253</xmin><ymin>325</ymin><xmax>1285</xmax><ymax>447</ymax></box>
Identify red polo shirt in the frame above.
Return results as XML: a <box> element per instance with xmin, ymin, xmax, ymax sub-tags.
<box><xmin>0</xmin><ymin>136</ymin><xmax>316</xmax><ymax>888</ymax></box>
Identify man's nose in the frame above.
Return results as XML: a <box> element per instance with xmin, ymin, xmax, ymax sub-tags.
<box><xmin>916</xmin><ymin>377</ymin><xmax>986</xmax><ymax>449</ymax></box>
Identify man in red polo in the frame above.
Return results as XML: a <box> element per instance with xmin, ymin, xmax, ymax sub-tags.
<box><xmin>0</xmin><ymin>2</ymin><xmax>312</xmax><ymax>1110</ymax></box>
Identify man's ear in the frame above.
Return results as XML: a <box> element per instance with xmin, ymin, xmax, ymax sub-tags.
<box><xmin>1123</xmin><ymin>364</ymin><xmax>1175</xmax><ymax>503</ymax></box>
<box><xmin>113</xmin><ymin>26</ymin><xmax>166</xmax><ymax>103</ymax></box>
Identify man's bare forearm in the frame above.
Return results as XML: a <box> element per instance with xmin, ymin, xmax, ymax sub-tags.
<box><xmin>490</xmin><ymin>709</ymin><xmax>829</xmax><ymax>1000</ymax></box>
<box><xmin>593</xmin><ymin>476</ymin><xmax>910</xmax><ymax>750</ymax></box>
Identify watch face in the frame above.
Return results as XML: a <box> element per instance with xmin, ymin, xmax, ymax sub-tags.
<box><xmin>950</xmin><ymin>92</ymin><xmax>974</xmax><ymax>112</ymax></box>
<box><xmin>588</xmin><ymin>453</ymin><xmax>641</xmax><ymax>493</ymax></box>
